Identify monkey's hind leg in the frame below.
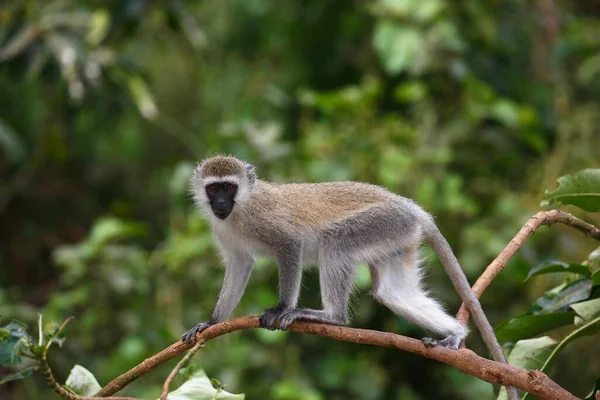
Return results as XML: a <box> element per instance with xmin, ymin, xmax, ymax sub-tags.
<box><xmin>369</xmin><ymin>251</ymin><xmax>468</xmax><ymax>350</ymax></box>
<box><xmin>278</xmin><ymin>253</ymin><xmax>353</xmax><ymax>329</ymax></box>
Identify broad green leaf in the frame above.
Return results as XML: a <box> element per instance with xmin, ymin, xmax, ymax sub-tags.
<box><xmin>530</xmin><ymin>279</ymin><xmax>592</xmax><ymax>314</ymax></box>
<box><xmin>164</xmin><ymin>370</ymin><xmax>244</xmax><ymax>400</ymax></box>
<box><xmin>541</xmin><ymin>169</ymin><xmax>600</xmax><ymax>212</ymax></box>
<box><xmin>506</xmin><ymin>336</ymin><xmax>558</xmax><ymax>371</ymax></box>
<box><xmin>570</xmin><ymin>298</ymin><xmax>600</xmax><ymax>321</ymax></box>
<box><xmin>498</xmin><ymin>337</ymin><xmax>559</xmax><ymax>400</ymax></box>
<box><xmin>526</xmin><ymin>260</ymin><xmax>590</xmax><ymax>281</ymax></box>
<box><xmin>0</xmin><ymin>366</ymin><xmax>35</xmax><ymax>384</ymax></box>
<box><xmin>65</xmin><ymin>365</ymin><xmax>102</xmax><ymax>396</ymax></box>
<box><xmin>495</xmin><ymin>312</ymin><xmax>575</xmax><ymax>344</ymax></box>
<box><xmin>522</xmin><ymin>316</ymin><xmax>600</xmax><ymax>400</ymax></box>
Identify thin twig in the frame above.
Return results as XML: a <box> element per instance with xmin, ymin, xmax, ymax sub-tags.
<box><xmin>39</xmin><ymin>352</ymin><xmax>139</xmax><ymax>400</ymax></box>
<box><xmin>160</xmin><ymin>339</ymin><xmax>205</xmax><ymax>400</ymax></box>
<box><xmin>94</xmin><ymin>315</ymin><xmax>577</xmax><ymax>400</ymax></box>
<box><xmin>456</xmin><ymin>209</ymin><xmax>600</xmax><ymax>324</ymax></box>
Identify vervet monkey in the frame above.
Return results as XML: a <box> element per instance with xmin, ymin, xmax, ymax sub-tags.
<box><xmin>182</xmin><ymin>155</ymin><xmax>507</xmax><ymax>366</ymax></box>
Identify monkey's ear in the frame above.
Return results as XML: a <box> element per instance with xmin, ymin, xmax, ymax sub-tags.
<box><xmin>246</xmin><ymin>164</ymin><xmax>257</xmax><ymax>185</ymax></box>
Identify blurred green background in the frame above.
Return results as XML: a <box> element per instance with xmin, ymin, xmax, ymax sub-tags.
<box><xmin>1</xmin><ymin>0</ymin><xmax>600</xmax><ymax>399</ymax></box>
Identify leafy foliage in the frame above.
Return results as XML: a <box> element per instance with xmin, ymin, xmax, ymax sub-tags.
<box><xmin>526</xmin><ymin>261</ymin><xmax>591</xmax><ymax>281</ymax></box>
<box><xmin>0</xmin><ymin>321</ymin><xmax>28</xmax><ymax>368</ymax></box>
<box><xmin>1</xmin><ymin>0</ymin><xmax>600</xmax><ymax>399</ymax></box>
<box><xmin>542</xmin><ymin>169</ymin><xmax>600</xmax><ymax>212</ymax></box>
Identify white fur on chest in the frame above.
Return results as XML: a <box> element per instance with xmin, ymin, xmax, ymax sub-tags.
<box><xmin>211</xmin><ymin>218</ymin><xmax>270</xmax><ymax>257</ymax></box>
<box><xmin>211</xmin><ymin>216</ymin><xmax>320</xmax><ymax>267</ymax></box>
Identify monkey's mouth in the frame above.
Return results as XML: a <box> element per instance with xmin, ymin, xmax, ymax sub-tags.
<box><xmin>213</xmin><ymin>209</ymin><xmax>232</xmax><ymax>219</ymax></box>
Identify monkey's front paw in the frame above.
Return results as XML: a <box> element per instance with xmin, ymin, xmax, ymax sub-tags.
<box><xmin>182</xmin><ymin>321</ymin><xmax>213</xmax><ymax>344</ymax></box>
<box><xmin>259</xmin><ymin>303</ymin><xmax>289</xmax><ymax>330</ymax></box>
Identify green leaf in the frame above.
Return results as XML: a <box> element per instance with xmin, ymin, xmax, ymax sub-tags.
<box><xmin>506</xmin><ymin>336</ymin><xmax>559</xmax><ymax>371</ymax></box>
<box><xmin>495</xmin><ymin>312</ymin><xmax>575</xmax><ymax>344</ymax></box>
<box><xmin>44</xmin><ymin>322</ymin><xmax>67</xmax><ymax>348</ymax></box>
<box><xmin>373</xmin><ymin>22</ymin><xmax>422</xmax><ymax>75</ymax></box>
<box><xmin>164</xmin><ymin>369</ymin><xmax>245</xmax><ymax>400</ymax></box>
<box><xmin>0</xmin><ymin>366</ymin><xmax>35</xmax><ymax>384</ymax></box>
<box><xmin>65</xmin><ymin>365</ymin><xmax>102</xmax><ymax>396</ymax></box>
<box><xmin>541</xmin><ymin>169</ymin><xmax>600</xmax><ymax>212</ymax></box>
<box><xmin>570</xmin><ymin>298</ymin><xmax>600</xmax><ymax>321</ymax></box>
<box><xmin>0</xmin><ymin>320</ymin><xmax>28</xmax><ymax>367</ymax></box>
<box><xmin>526</xmin><ymin>260</ymin><xmax>591</xmax><ymax>281</ymax></box>
<box><xmin>530</xmin><ymin>279</ymin><xmax>592</xmax><ymax>314</ymax></box>
<box><xmin>522</xmin><ymin>316</ymin><xmax>600</xmax><ymax>400</ymax></box>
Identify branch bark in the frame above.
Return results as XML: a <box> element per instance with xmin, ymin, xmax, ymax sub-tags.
<box><xmin>457</xmin><ymin>209</ymin><xmax>600</xmax><ymax>324</ymax></box>
<box><xmin>94</xmin><ymin>315</ymin><xmax>577</xmax><ymax>400</ymax></box>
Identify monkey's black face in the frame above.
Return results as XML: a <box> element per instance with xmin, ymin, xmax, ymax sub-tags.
<box><xmin>205</xmin><ymin>182</ymin><xmax>238</xmax><ymax>219</ymax></box>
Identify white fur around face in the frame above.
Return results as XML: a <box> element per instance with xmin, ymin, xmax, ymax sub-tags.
<box><xmin>190</xmin><ymin>170</ymin><xmax>254</xmax><ymax>219</ymax></box>
<box><xmin>203</xmin><ymin>175</ymin><xmax>241</xmax><ymax>186</ymax></box>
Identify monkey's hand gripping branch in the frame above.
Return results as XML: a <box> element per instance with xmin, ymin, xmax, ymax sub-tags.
<box><xmin>94</xmin><ymin>316</ymin><xmax>577</xmax><ymax>400</ymax></box>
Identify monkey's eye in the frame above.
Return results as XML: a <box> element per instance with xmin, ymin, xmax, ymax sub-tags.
<box><xmin>223</xmin><ymin>182</ymin><xmax>236</xmax><ymax>193</ymax></box>
<box><xmin>206</xmin><ymin>184</ymin><xmax>219</xmax><ymax>194</ymax></box>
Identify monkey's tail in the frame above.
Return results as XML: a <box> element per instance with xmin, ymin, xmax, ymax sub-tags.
<box><xmin>423</xmin><ymin>224</ymin><xmax>508</xmax><ymax>364</ymax></box>
<box><xmin>425</xmin><ymin>225</ymin><xmax>520</xmax><ymax>400</ymax></box>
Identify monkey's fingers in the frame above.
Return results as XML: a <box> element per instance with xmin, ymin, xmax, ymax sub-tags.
<box><xmin>259</xmin><ymin>304</ymin><xmax>290</xmax><ymax>330</ymax></box>
<box><xmin>181</xmin><ymin>321</ymin><xmax>212</xmax><ymax>344</ymax></box>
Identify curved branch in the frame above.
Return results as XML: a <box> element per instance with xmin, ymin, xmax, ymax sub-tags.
<box><xmin>95</xmin><ymin>315</ymin><xmax>577</xmax><ymax>400</ymax></box>
<box><xmin>457</xmin><ymin>210</ymin><xmax>600</xmax><ymax>324</ymax></box>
